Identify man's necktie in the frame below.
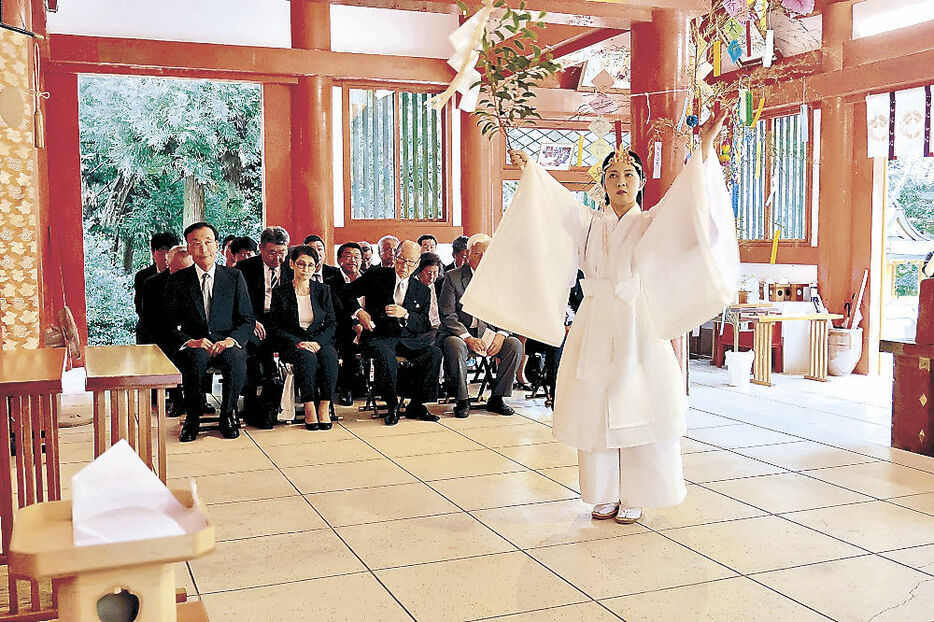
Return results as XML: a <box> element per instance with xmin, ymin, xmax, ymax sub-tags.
<box><xmin>394</xmin><ymin>280</ymin><xmax>404</xmax><ymax>305</ymax></box>
<box><xmin>270</xmin><ymin>269</ymin><xmax>279</xmax><ymax>290</ymax></box>
<box><xmin>201</xmin><ymin>273</ymin><xmax>212</xmax><ymax>320</ymax></box>
<box><xmin>313</xmin><ymin>273</ymin><xmax>322</xmax><ymax>283</ymax></box>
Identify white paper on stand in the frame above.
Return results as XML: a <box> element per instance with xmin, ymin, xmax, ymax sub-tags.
<box><xmin>71</xmin><ymin>440</ymin><xmax>207</xmax><ymax>547</ymax></box>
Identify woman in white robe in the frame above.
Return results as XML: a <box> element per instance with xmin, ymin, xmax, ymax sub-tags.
<box><xmin>462</xmin><ymin>111</ymin><xmax>739</xmax><ymax>524</ymax></box>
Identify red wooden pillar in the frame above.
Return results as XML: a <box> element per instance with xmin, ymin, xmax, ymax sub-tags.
<box><xmin>262</xmin><ymin>83</ymin><xmax>293</xmax><ymax>237</ymax></box>
<box><xmin>44</xmin><ymin>72</ymin><xmax>88</xmax><ymax>344</ymax></box>
<box><xmin>630</xmin><ymin>10</ymin><xmax>691</xmax><ymax>374</ymax></box>
<box><xmin>461</xmin><ymin>111</ymin><xmax>495</xmax><ymax>236</ymax></box>
<box><xmin>291</xmin><ymin>0</ymin><xmax>334</xmax><ymax>260</ymax></box>
<box><xmin>629</xmin><ymin>9</ymin><xmax>691</xmax><ymax>208</ymax></box>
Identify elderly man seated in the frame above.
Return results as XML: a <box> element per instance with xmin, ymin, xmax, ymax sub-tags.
<box><xmin>439</xmin><ymin>234</ymin><xmax>521</xmax><ymax>418</ymax></box>
<box><xmin>342</xmin><ymin>240</ymin><xmax>442</xmax><ymax>425</ymax></box>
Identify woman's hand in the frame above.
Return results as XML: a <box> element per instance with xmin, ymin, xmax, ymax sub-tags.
<box><xmin>508</xmin><ymin>149</ymin><xmax>530</xmax><ymax>169</ymax></box>
<box><xmin>699</xmin><ymin>105</ymin><xmax>732</xmax><ymax>162</ymax></box>
<box><xmin>298</xmin><ymin>341</ymin><xmax>321</xmax><ymax>353</ymax></box>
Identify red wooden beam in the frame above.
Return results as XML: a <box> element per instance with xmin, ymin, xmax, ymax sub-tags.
<box><xmin>49</xmin><ymin>34</ymin><xmax>455</xmax><ymax>84</ymax></box>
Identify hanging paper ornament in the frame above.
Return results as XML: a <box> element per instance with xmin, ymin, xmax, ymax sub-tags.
<box><xmin>588</xmin><ymin>117</ymin><xmax>612</xmax><ymax>138</ymax></box>
<box><xmin>763</xmin><ymin>30</ymin><xmax>774</xmax><ymax>67</ymax></box>
<box><xmin>745</xmin><ymin>91</ymin><xmax>755</xmax><ymax>125</ymax></box>
<box><xmin>727</xmin><ymin>40</ymin><xmax>744</xmax><ymax>63</ymax></box>
<box><xmin>738</xmin><ymin>89</ymin><xmax>749</xmax><ymax>125</ymax></box>
<box><xmin>758</xmin><ymin>0</ymin><xmax>767</xmax><ymax>32</ymax></box>
<box><xmin>713</xmin><ymin>41</ymin><xmax>722</xmax><ymax>77</ymax></box>
<box><xmin>745</xmin><ymin>22</ymin><xmax>752</xmax><ymax>56</ymax></box>
<box><xmin>719</xmin><ymin>143</ymin><xmax>731</xmax><ymax>165</ymax></box>
<box><xmin>723</xmin><ymin>0</ymin><xmax>745</xmax><ymax>17</ymax></box>
<box><xmin>686</xmin><ymin>115</ymin><xmax>699</xmax><ymax>128</ymax></box>
<box><xmin>587</xmin><ymin>138</ymin><xmax>613</xmax><ymax>161</ymax></box>
<box><xmin>591</xmin><ymin>69</ymin><xmax>616</xmax><ymax>93</ymax></box>
<box><xmin>723</xmin><ymin>18</ymin><xmax>744</xmax><ymax>41</ymax></box>
<box><xmin>588</xmin><ymin>162</ymin><xmax>603</xmax><ymax>182</ymax></box>
<box><xmin>780</xmin><ymin>0</ymin><xmax>815</xmax><ymax>16</ymax></box>
<box><xmin>653</xmin><ymin>141</ymin><xmax>663</xmax><ymax>179</ymax></box>
<box><xmin>587</xmin><ymin>184</ymin><xmax>606</xmax><ymax>205</ymax></box>
<box><xmin>750</xmin><ymin>97</ymin><xmax>766</xmax><ymax>127</ymax></box>
<box><xmin>800</xmin><ymin>103</ymin><xmax>809</xmax><ymax>143</ymax></box>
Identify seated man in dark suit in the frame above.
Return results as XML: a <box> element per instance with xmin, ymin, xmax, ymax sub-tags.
<box><xmin>343</xmin><ymin>240</ymin><xmax>442</xmax><ymax>425</ymax></box>
<box><xmin>235</xmin><ymin>226</ymin><xmax>290</xmax><ymax>426</ymax></box>
<box><xmin>444</xmin><ymin>235</ymin><xmax>469</xmax><ymax>272</ymax></box>
<box><xmin>439</xmin><ymin>234</ymin><xmax>521</xmax><ymax>419</ymax></box>
<box><xmin>163</xmin><ymin>222</ymin><xmax>255</xmax><ymax>442</ymax></box>
<box><xmin>134</xmin><ymin>231</ymin><xmax>180</xmax><ymax>343</ymax></box>
<box><xmin>325</xmin><ymin>242</ymin><xmax>366</xmax><ymax>406</ymax></box>
<box><xmin>303</xmin><ymin>234</ymin><xmax>342</xmax><ymax>283</ymax></box>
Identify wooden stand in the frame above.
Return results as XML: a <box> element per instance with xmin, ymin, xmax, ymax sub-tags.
<box><xmin>84</xmin><ymin>346</ymin><xmax>181</xmax><ymax>482</ymax></box>
<box><xmin>9</xmin><ymin>489</ymin><xmax>213</xmax><ymax>621</ymax></box>
<box><xmin>749</xmin><ymin>314</ymin><xmax>842</xmax><ymax>386</ymax></box>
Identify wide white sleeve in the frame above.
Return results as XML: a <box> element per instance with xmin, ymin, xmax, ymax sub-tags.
<box><xmin>634</xmin><ymin>149</ymin><xmax>740</xmax><ymax>339</ymax></box>
<box><xmin>461</xmin><ymin>159</ymin><xmax>592</xmax><ymax>347</ymax></box>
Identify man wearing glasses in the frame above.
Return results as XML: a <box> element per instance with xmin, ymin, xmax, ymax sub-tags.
<box><xmin>342</xmin><ymin>240</ymin><xmax>442</xmax><ymax>425</ymax></box>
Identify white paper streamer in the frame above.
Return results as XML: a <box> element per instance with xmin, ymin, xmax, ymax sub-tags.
<box><xmin>653</xmin><ymin>141</ymin><xmax>662</xmax><ymax>179</ymax></box>
<box><xmin>763</xmin><ymin>30</ymin><xmax>774</xmax><ymax>68</ymax></box>
<box><xmin>895</xmin><ymin>87</ymin><xmax>926</xmax><ymax>159</ymax></box>
<box><xmin>865</xmin><ymin>92</ymin><xmax>890</xmax><ymax>158</ymax></box>
<box><xmin>428</xmin><ymin>0</ymin><xmax>495</xmax><ymax>112</ymax></box>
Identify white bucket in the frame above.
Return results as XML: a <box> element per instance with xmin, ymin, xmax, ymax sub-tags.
<box><xmin>725</xmin><ymin>349</ymin><xmax>755</xmax><ymax>390</ymax></box>
<box><xmin>828</xmin><ymin>328</ymin><xmax>863</xmax><ymax>376</ymax></box>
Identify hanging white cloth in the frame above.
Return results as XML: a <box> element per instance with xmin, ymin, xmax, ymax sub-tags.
<box><xmin>866</xmin><ymin>92</ymin><xmax>891</xmax><ymax>158</ymax></box>
<box><xmin>895</xmin><ymin>87</ymin><xmax>926</xmax><ymax>159</ymax></box>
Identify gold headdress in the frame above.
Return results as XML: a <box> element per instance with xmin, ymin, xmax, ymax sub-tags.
<box><xmin>603</xmin><ymin>144</ymin><xmax>642</xmax><ymax>172</ymax></box>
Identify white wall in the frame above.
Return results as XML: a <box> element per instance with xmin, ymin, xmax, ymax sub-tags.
<box><xmin>48</xmin><ymin>1</ymin><xmax>459</xmax><ymax>60</ymax></box>
<box><xmin>48</xmin><ymin>0</ymin><xmax>292</xmax><ymax>47</ymax></box>
<box><xmin>853</xmin><ymin>0</ymin><xmax>934</xmax><ymax>38</ymax></box>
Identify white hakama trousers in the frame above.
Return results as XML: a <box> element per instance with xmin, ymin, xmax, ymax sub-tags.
<box><xmin>578</xmin><ymin>437</ymin><xmax>687</xmax><ymax>508</ymax></box>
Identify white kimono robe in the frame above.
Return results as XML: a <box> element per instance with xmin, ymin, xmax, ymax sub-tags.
<box><xmin>462</xmin><ymin>149</ymin><xmax>739</xmax><ymax>506</ymax></box>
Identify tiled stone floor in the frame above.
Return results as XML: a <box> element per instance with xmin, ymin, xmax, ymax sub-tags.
<box><xmin>51</xmin><ymin>359</ymin><xmax>934</xmax><ymax>621</ymax></box>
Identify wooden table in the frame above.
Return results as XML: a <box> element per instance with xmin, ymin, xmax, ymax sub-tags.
<box><xmin>84</xmin><ymin>345</ymin><xmax>181</xmax><ymax>483</ymax></box>
<box><xmin>750</xmin><ymin>314</ymin><xmax>844</xmax><ymax>386</ymax></box>
<box><xmin>880</xmin><ymin>339</ymin><xmax>934</xmax><ymax>456</ymax></box>
<box><xmin>0</xmin><ymin>347</ymin><xmax>65</xmax><ymax>619</ymax></box>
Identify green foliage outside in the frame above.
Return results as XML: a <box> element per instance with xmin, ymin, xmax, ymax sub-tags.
<box><xmin>895</xmin><ymin>262</ymin><xmax>921</xmax><ymax>298</ymax></box>
<box><xmin>888</xmin><ymin>158</ymin><xmax>934</xmax><ymax>238</ymax></box>
<box><xmin>78</xmin><ymin>75</ymin><xmax>264</xmax><ymax>345</ymax></box>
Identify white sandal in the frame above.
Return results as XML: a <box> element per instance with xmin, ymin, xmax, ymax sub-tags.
<box><xmin>615</xmin><ymin>507</ymin><xmax>642</xmax><ymax>524</ymax></box>
<box><xmin>591</xmin><ymin>503</ymin><xmax>620</xmax><ymax>520</ymax></box>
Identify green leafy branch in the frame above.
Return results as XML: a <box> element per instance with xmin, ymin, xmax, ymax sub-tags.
<box><xmin>457</xmin><ymin>0</ymin><xmax>561</xmax><ymax>147</ymax></box>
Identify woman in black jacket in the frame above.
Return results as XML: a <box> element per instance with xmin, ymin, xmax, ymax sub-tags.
<box><xmin>269</xmin><ymin>245</ymin><xmax>339</xmax><ymax>430</ymax></box>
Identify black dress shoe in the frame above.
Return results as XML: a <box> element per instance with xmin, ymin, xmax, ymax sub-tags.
<box><xmin>203</xmin><ymin>401</ymin><xmax>217</xmax><ymax>414</ymax></box>
<box><xmin>305</xmin><ymin>421</ymin><xmax>319</xmax><ymax>431</ymax></box>
<box><xmin>179</xmin><ymin>423</ymin><xmax>199</xmax><ymax>443</ymax></box>
<box><xmin>319</xmin><ymin>421</ymin><xmax>333</xmax><ymax>431</ymax></box>
<box><xmin>404</xmin><ymin>402</ymin><xmax>440</xmax><ymax>422</ymax></box>
<box><xmin>453</xmin><ymin>399</ymin><xmax>470</xmax><ymax>419</ymax></box>
<box><xmin>336</xmin><ymin>392</ymin><xmax>353</xmax><ymax>407</ymax></box>
<box><xmin>218</xmin><ymin>412</ymin><xmax>240</xmax><ymax>439</ymax></box>
<box><xmin>384</xmin><ymin>404</ymin><xmax>400</xmax><ymax>426</ymax></box>
<box><xmin>486</xmin><ymin>396</ymin><xmax>516</xmax><ymax>416</ymax></box>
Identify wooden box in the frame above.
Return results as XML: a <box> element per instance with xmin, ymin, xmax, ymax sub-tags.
<box><xmin>9</xmin><ymin>489</ymin><xmax>214</xmax><ymax>621</ymax></box>
<box><xmin>768</xmin><ymin>284</ymin><xmax>793</xmax><ymax>302</ymax></box>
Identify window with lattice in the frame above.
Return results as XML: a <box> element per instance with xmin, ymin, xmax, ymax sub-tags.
<box><xmin>505</xmin><ymin>127</ymin><xmax>630</xmax><ymax>167</ymax></box>
<box><xmin>347</xmin><ymin>87</ymin><xmax>446</xmax><ymax>220</ymax></box>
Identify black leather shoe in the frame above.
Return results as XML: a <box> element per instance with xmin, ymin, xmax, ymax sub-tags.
<box><xmin>305</xmin><ymin>421</ymin><xmax>319</xmax><ymax>431</ymax></box>
<box><xmin>203</xmin><ymin>401</ymin><xmax>216</xmax><ymax>414</ymax></box>
<box><xmin>453</xmin><ymin>399</ymin><xmax>470</xmax><ymax>419</ymax></box>
<box><xmin>384</xmin><ymin>404</ymin><xmax>400</xmax><ymax>426</ymax></box>
<box><xmin>179</xmin><ymin>423</ymin><xmax>199</xmax><ymax>443</ymax></box>
<box><xmin>219</xmin><ymin>412</ymin><xmax>240</xmax><ymax>439</ymax></box>
<box><xmin>404</xmin><ymin>402</ymin><xmax>440</xmax><ymax>422</ymax></box>
<box><xmin>486</xmin><ymin>396</ymin><xmax>516</xmax><ymax>416</ymax></box>
<box><xmin>336</xmin><ymin>392</ymin><xmax>353</xmax><ymax>406</ymax></box>
<box><xmin>319</xmin><ymin>421</ymin><xmax>333</xmax><ymax>431</ymax></box>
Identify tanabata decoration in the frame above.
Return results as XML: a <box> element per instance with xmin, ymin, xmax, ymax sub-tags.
<box><xmin>435</xmin><ymin>0</ymin><xmax>561</xmax><ymax>147</ymax></box>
